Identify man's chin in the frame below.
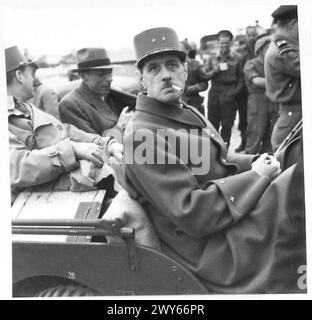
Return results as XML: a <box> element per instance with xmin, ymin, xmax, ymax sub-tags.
<box><xmin>158</xmin><ymin>93</ymin><xmax>181</xmax><ymax>105</ymax></box>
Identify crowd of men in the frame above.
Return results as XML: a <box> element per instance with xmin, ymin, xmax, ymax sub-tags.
<box><xmin>6</xmin><ymin>5</ymin><xmax>305</xmax><ymax>294</ymax></box>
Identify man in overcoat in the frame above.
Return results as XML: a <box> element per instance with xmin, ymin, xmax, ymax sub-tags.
<box><xmin>6</xmin><ymin>46</ymin><xmax>122</xmax><ymax>203</ymax></box>
<box><xmin>59</xmin><ymin>47</ymin><xmax>136</xmax><ymax>140</ymax></box>
<box><xmin>107</xmin><ymin>27</ymin><xmax>305</xmax><ymax>294</ymax></box>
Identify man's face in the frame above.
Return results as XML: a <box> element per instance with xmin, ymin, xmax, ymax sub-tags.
<box><xmin>219</xmin><ymin>36</ymin><xmax>231</xmax><ymax>55</ymax></box>
<box><xmin>83</xmin><ymin>69</ymin><xmax>113</xmax><ymax>96</ymax></box>
<box><xmin>246</xmin><ymin>27</ymin><xmax>258</xmax><ymax>41</ymax></box>
<box><xmin>141</xmin><ymin>54</ymin><xmax>187</xmax><ymax>105</ymax></box>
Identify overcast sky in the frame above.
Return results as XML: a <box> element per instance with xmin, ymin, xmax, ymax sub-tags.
<box><xmin>1</xmin><ymin>0</ymin><xmax>296</xmax><ymax>57</ymax></box>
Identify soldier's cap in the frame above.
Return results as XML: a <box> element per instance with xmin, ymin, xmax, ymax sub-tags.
<box><xmin>272</xmin><ymin>5</ymin><xmax>298</xmax><ymax>23</ymax></box>
<box><xmin>71</xmin><ymin>47</ymin><xmax>114</xmax><ymax>72</ymax></box>
<box><xmin>5</xmin><ymin>46</ymin><xmax>37</xmax><ymax>73</ymax></box>
<box><xmin>254</xmin><ymin>35</ymin><xmax>272</xmax><ymax>54</ymax></box>
<box><xmin>134</xmin><ymin>27</ymin><xmax>186</xmax><ymax>70</ymax></box>
<box><xmin>200</xmin><ymin>34</ymin><xmax>218</xmax><ymax>49</ymax></box>
<box><xmin>217</xmin><ymin>30</ymin><xmax>234</xmax><ymax>41</ymax></box>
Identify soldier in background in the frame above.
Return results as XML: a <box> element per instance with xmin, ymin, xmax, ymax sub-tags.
<box><xmin>234</xmin><ymin>25</ymin><xmax>260</xmax><ymax>152</ymax></box>
<box><xmin>264</xmin><ymin>5</ymin><xmax>301</xmax><ymax>152</ymax></box>
<box><xmin>180</xmin><ymin>39</ymin><xmax>209</xmax><ymax>115</ymax></box>
<box><xmin>244</xmin><ymin>36</ymin><xmax>279</xmax><ymax>154</ymax></box>
<box><xmin>205</xmin><ymin>30</ymin><xmax>245</xmax><ymax>148</ymax></box>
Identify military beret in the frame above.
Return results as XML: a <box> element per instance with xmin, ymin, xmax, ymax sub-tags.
<box><xmin>217</xmin><ymin>30</ymin><xmax>234</xmax><ymax>41</ymax></box>
<box><xmin>134</xmin><ymin>27</ymin><xmax>186</xmax><ymax>69</ymax></box>
<box><xmin>272</xmin><ymin>5</ymin><xmax>298</xmax><ymax>21</ymax></box>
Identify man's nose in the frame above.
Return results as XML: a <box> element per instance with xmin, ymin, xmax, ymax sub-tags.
<box><xmin>160</xmin><ymin>68</ymin><xmax>172</xmax><ymax>81</ymax></box>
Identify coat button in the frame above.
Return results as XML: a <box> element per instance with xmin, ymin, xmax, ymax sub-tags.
<box><xmin>211</xmin><ymin>133</ymin><xmax>215</xmax><ymax>138</ymax></box>
<box><xmin>222</xmin><ymin>158</ymin><xmax>226</xmax><ymax>163</ymax></box>
<box><xmin>220</xmin><ymin>180</ymin><xmax>225</xmax><ymax>184</ymax></box>
<box><xmin>288</xmin><ymin>112</ymin><xmax>293</xmax><ymax>116</ymax></box>
<box><xmin>230</xmin><ymin>196</ymin><xmax>235</xmax><ymax>202</ymax></box>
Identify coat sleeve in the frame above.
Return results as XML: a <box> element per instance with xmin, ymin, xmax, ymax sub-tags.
<box><xmin>59</xmin><ymin>98</ymin><xmax>98</xmax><ymax>134</ymax></box>
<box><xmin>244</xmin><ymin>60</ymin><xmax>259</xmax><ymax>84</ymax></box>
<box><xmin>226</xmin><ymin>152</ymin><xmax>255</xmax><ymax>173</ymax></box>
<box><xmin>124</xmin><ymin>133</ymin><xmax>271</xmax><ymax>238</ymax></box>
<box><xmin>277</xmin><ymin>45</ymin><xmax>300</xmax><ymax>77</ymax></box>
<box><xmin>9</xmin><ymin>131</ymin><xmax>79</xmax><ymax>189</ymax></box>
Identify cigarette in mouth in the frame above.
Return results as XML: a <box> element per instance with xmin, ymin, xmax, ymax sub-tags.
<box><xmin>172</xmin><ymin>85</ymin><xmax>182</xmax><ymax>91</ymax></box>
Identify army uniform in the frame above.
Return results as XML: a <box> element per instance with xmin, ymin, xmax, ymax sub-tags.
<box><xmin>8</xmin><ymin>97</ymin><xmax>115</xmax><ymax>203</ymax></box>
<box><xmin>182</xmin><ymin>58</ymin><xmax>209</xmax><ymax>115</ymax></box>
<box><xmin>206</xmin><ymin>51</ymin><xmax>245</xmax><ymax>147</ymax></box>
<box><xmin>234</xmin><ymin>37</ymin><xmax>255</xmax><ymax>152</ymax></box>
<box><xmin>244</xmin><ymin>53</ymin><xmax>279</xmax><ymax>154</ymax></box>
<box><xmin>264</xmin><ymin>8</ymin><xmax>301</xmax><ymax>151</ymax></box>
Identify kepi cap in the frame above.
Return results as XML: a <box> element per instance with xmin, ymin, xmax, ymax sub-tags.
<box><xmin>134</xmin><ymin>27</ymin><xmax>186</xmax><ymax>69</ymax></box>
<box><xmin>5</xmin><ymin>46</ymin><xmax>37</xmax><ymax>73</ymax></box>
<box><xmin>72</xmin><ymin>47</ymin><xmax>114</xmax><ymax>72</ymax></box>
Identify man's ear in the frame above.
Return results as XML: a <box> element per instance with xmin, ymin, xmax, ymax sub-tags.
<box><xmin>183</xmin><ymin>62</ymin><xmax>188</xmax><ymax>80</ymax></box>
<box><xmin>15</xmin><ymin>69</ymin><xmax>24</xmax><ymax>83</ymax></box>
<box><xmin>137</xmin><ymin>70</ymin><xmax>147</xmax><ymax>91</ymax></box>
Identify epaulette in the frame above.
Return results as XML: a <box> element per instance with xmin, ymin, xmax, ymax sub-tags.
<box><xmin>275</xmin><ymin>39</ymin><xmax>299</xmax><ymax>59</ymax></box>
<box><xmin>276</xmin><ymin>39</ymin><xmax>288</xmax><ymax>49</ymax></box>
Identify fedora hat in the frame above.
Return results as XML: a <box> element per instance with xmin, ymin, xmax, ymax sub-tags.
<box><xmin>133</xmin><ymin>27</ymin><xmax>186</xmax><ymax>69</ymax></box>
<box><xmin>71</xmin><ymin>47</ymin><xmax>114</xmax><ymax>72</ymax></box>
<box><xmin>5</xmin><ymin>46</ymin><xmax>37</xmax><ymax>73</ymax></box>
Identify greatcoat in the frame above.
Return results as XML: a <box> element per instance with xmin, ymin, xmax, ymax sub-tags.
<box><xmin>120</xmin><ymin>93</ymin><xmax>282</xmax><ymax>293</ymax></box>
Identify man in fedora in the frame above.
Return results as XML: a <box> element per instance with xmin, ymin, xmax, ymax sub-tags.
<box><xmin>109</xmin><ymin>26</ymin><xmax>306</xmax><ymax>293</ymax></box>
<box><xmin>6</xmin><ymin>46</ymin><xmax>122</xmax><ymax>203</ymax></box>
<box><xmin>59</xmin><ymin>47</ymin><xmax>136</xmax><ymax>139</ymax></box>
<box><xmin>264</xmin><ymin>5</ymin><xmax>301</xmax><ymax>152</ymax></box>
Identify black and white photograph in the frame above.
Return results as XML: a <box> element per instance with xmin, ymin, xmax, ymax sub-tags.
<box><xmin>0</xmin><ymin>0</ymin><xmax>311</xmax><ymax>300</ymax></box>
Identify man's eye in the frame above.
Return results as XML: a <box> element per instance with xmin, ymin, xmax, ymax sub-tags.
<box><xmin>149</xmin><ymin>65</ymin><xmax>159</xmax><ymax>72</ymax></box>
<box><xmin>168</xmin><ymin>63</ymin><xmax>178</xmax><ymax>69</ymax></box>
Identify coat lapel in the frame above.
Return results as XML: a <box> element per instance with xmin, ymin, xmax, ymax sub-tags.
<box><xmin>78</xmin><ymin>82</ymin><xmax>118</xmax><ymax>122</ymax></box>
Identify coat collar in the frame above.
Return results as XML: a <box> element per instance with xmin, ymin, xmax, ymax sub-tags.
<box><xmin>136</xmin><ymin>93</ymin><xmax>206</xmax><ymax>128</ymax></box>
<box><xmin>7</xmin><ymin>97</ymin><xmax>31</xmax><ymax>118</ymax></box>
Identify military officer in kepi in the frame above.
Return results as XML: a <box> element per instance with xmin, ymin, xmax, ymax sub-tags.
<box><xmin>264</xmin><ymin>5</ymin><xmax>301</xmax><ymax>152</ymax></box>
<box><xmin>108</xmin><ymin>26</ymin><xmax>306</xmax><ymax>294</ymax></box>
